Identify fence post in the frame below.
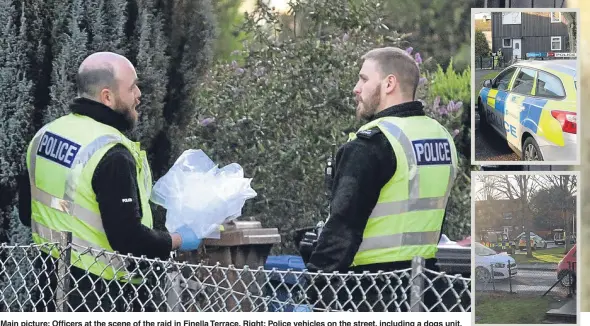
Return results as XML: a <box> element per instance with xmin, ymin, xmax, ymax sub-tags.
<box><xmin>490</xmin><ymin>264</ymin><xmax>495</xmax><ymax>291</ymax></box>
<box><xmin>410</xmin><ymin>256</ymin><xmax>425</xmax><ymax>312</ymax></box>
<box><xmin>166</xmin><ymin>268</ymin><xmax>183</xmax><ymax>312</ymax></box>
<box><xmin>508</xmin><ymin>260</ymin><xmax>513</xmax><ymax>293</ymax></box>
<box><xmin>55</xmin><ymin>231</ymin><xmax>72</xmax><ymax>312</ymax></box>
<box><xmin>567</xmin><ymin>261</ymin><xmax>574</xmax><ymax>298</ymax></box>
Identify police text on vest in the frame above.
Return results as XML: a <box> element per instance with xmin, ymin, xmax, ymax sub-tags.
<box><xmin>37</xmin><ymin>131</ymin><xmax>81</xmax><ymax>168</ymax></box>
<box><xmin>412</xmin><ymin>139</ymin><xmax>452</xmax><ymax>165</ymax></box>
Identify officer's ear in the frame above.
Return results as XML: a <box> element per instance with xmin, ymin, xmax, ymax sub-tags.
<box><xmin>384</xmin><ymin>74</ymin><xmax>397</xmax><ymax>95</ymax></box>
<box><xmin>99</xmin><ymin>88</ymin><xmax>116</xmax><ymax>108</ymax></box>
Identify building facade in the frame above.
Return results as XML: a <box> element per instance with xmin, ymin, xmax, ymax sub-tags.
<box><xmin>491</xmin><ymin>12</ymin><xmax>570</xmax><ymax>61</ymax></box>
<box><xmin>475</xmin><ymin>198</ymin><xmax>574</xmax><ymax>240</ymax></box>
<box><xmin>475</xmin><ymin>199</ymin><xmax>523</xmax><ymax>239</ymax></box>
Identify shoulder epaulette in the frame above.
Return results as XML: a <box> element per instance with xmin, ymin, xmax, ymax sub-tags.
<box><xmin>356</xmin><ymin>128</ymin><xmax>382</xmax><ymax>139</ymax></box>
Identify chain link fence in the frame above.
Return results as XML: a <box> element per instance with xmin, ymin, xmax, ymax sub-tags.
<box><xmin>475</xmin><ymin>259</ymin><xmax>575</xmax><ymax>298</ymax></box>
<box><xmin>0</xmin><ymin>237</ymin><xmax>471</xmax><ymax>313</ymax></box>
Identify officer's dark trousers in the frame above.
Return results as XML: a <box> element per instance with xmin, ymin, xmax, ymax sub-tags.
<box><xmin>33</xmin><ymin>253</ymin><xmax>155</xmax><ymax>312</ymax></box>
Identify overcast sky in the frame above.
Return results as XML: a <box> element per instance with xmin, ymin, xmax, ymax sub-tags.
<box><xmin>241</xmin><ymin>0</ymin><xmax>291</xmax><ymax>13</ymax></box>
<box><xmin>474</xmin><ymin>174</ymin><xmax>577</xmax><ymax>201</ymax></box>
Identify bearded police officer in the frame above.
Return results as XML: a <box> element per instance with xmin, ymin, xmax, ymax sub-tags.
<box><xmin>18</xmin><ymin>52</ymin><xmax>202</xmax><ymax>312</ymax></box>
<box><xmin>306</xmin><ymin>47</ymin><xmax>458</xmax><ymax>312</ymax></box>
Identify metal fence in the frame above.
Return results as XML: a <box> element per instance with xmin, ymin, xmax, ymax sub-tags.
<box><xmin>475</xmin><ymin>56</ymin><xmax>505</xmax><ymax>70</ymax></box>
<box><xmin>476</xmin><ymin>54</ymin><xmax>574</xmax><ymax>70</ymax></box>
<box><xmin>475</xmin><ymin>259</ymin><xmax>575</xmax><ymax>298</ymax></box>
<box><xmin>0</xmin><ymin>239</ymin><xmax>471</xmax><ymax>313</ymax></box>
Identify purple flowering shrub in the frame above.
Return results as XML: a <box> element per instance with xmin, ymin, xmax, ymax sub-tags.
<box><xmin>412</xmin><ymin>53</ymin><xmax>471</xmax><ymax>236</ymax></box>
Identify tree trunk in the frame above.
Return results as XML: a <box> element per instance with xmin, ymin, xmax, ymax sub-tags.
<box><xmin>524</xmin><ymin>197</ymin><xmax>532</xmax><ymax>257</ymax></box>
<box><xmin>565</xmin><ymin>207</ymin><xmax>573</xmax><ymax>254</ymax></box>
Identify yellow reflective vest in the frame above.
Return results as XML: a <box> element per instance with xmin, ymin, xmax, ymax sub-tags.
<box><xmin>26</xmin><ymin>113</ymin><xmax>153</xmax><ymax>282</ymax></box>
<box><xmin>348</xmin><ymin>115</ymin><xmax>458</xmax><ymax>266</ymax></box>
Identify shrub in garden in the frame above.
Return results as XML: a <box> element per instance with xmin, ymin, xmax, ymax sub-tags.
<box><xmin>188</xmin><ymin>0</ymin><xmax>471</xmax><ymax>253</ymax></box>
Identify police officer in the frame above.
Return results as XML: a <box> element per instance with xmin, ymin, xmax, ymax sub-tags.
<box><xmin>496</xmin><ymin>48</ymin><xmax>503</xmax><ymax>67</ymax></box>
<box><xmin>18</xmin><ymin>52</ymin><xmax>202</xmax><ymax>311</ymax></box>
<box><xmin>306</xmin><ymin>47</ymin><xmax>458</xmax><ymax>312</ymax></box>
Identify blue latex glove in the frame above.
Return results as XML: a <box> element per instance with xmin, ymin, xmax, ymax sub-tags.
<box><xmin>176</xmin><ymin>226</ymin><xmax>202</xmax><ymax>251</ymax></box>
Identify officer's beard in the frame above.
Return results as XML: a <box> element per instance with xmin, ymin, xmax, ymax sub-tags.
<box><xmin>113</xmin><ymin>98</ymin><xmax>138</xmax><ymax>131</ymax></box>
<box><xmin>356</xmin><ymin>87</ymin><xmax>381</xmax><ymax>121</ymax></box>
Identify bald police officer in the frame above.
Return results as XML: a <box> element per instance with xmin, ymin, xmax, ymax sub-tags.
<box><xmin>19</xmin><ymin>52</ymin><xmax>202</xmax><ymax>311</ymax></box>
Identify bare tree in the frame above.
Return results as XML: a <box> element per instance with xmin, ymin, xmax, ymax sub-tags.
<box><xmin>475</xmin><ymin>175</ymin><xmax>505</xmax><ymax>234</ymax></box>
<box><xmin>535</xmin><ymin>175</ymin><xmax>577</xmax><ymax>254</ymax></box>
<box><xmin>484</xmin><ymin>174</ymin><xmax>538</xmax><ymax>257</ymax></box>
<box><xmin>475</xmin><ymin>175</ymin><xmax>503</xmax><ymax>201</ymax></box>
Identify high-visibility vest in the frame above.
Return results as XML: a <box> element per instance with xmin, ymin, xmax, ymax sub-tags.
<box><xmin>26</xmin><ymin>113</ymin><xmax>154</xmax><ymax>282</ymax></box>
<box><xmin>347</xmin><ymin>115</ymin><xmax>458</xmax><ymax>266</ymax></box>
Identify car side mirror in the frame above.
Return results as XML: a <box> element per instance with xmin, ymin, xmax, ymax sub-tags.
<box><xmin>483</xmin><ymin>79</ymin><xmax>492</xmax><ymax>88</ymax></box>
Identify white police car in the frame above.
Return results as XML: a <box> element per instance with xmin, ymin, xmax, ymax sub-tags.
<box><xmin>478</xmin><ymin>57</ymin><xmax>577</xmax><ymax>161</ymax></box>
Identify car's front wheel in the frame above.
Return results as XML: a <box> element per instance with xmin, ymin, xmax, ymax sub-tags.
<box><xmin>476</xmin><ymin>266</ymin><xmax>492</xmax><ymax>283</ymax></box>
<box><xmin>523</xmin><ymin>137</ymin><xmax>544</xmax><ymax>161</ymax></box>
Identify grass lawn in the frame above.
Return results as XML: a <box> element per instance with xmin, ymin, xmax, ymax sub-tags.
<box><xmin>476</xmin><ymin>293</ymin><xmax>554</xmax><ymax>324</ymax></box>
<box><xmin>475</xmin><ymin>71</ymin><xmax>501</xmax><ymax>94</ymax></box>
<box><xmin>482</xmin><ymin>71</ymin><xmax>500</xmax><ymax>80</ymax></box>
<box><xmin>511</xmin><ymin>247</ymin><xmax>566</xmax><ymax>264</ymax></box>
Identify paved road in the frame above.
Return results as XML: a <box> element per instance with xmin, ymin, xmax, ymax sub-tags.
<box><xmin>476</xmin><ymin>243</ymin><xmax>573</xmax><ymax>294</ymax></box>
<box><xmin>475</xmin><ymin>269</ymin><xmax>567</xmax><ymax>294</ymax></box>
<box><xmin>474</xmin><ymin>110</ymin><xmax>519</xmax><ymax>161</ymax></box>
<box><xmin>473</xmin><ymin>69</ymin><xmax>520</xmax><ymax>162</ymax></box>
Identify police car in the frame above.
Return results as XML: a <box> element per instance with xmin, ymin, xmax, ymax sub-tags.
<box><xmin>515</xmin><ymin>232</ymin><xmax>547</xmax><ymax>251</ymax></box>
<box><xmin>478</xmin><ymin>56</ymin><xmax>577</xmax><ymax>161</ymax></box>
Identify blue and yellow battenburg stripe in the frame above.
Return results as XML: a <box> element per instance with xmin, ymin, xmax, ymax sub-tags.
<box><xmin>479</xmin><ymin>87</ymin><xmax>566</xmax><ymax>146</ymax></box>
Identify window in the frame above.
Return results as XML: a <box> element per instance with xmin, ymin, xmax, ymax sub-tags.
<box><xmin>503</xmin><ymin>212</ymin><xmax>513</xmax><ymax>220</ymax></box>
<box><xmin>536</xmin><ymin>71</ymin><xmax>566</xmax><ymax>98</ymax></box>
<box><xmin>551</xmin><ymin>12</ymin><xmax>562</xmax><ymax>23</ymax></box>
<box><xmin>551</xmin><ymin>36</ymin><xmax>562</xmax><ymax>51</ymax></box>
<box><xmin>493</xmin><ymin>67</ymin><xmax>517</xmax><ymax>91</ymax></box>
<box><xmin>515</xmin><ymin>42</ymin><xmax>520</xmax><ymax>50</ymax></box>
<box><xmin>475</xmin><ymin>243</ymin><xmax>497</xmax><ymax>256</ymax></box>
<box><xmin>502</xmin><ymin>12</ymin><xmax>521</xmax><ymax>25</ymax></box>
<box><xmin>503</xmin><ymin>38</ymin><xmax>512</xmax><ymax>48</ymax></box>
<box><xmin>511</xmin><ymin>68</ymin><xmax>537</xmax><ymax>95</ymax></box>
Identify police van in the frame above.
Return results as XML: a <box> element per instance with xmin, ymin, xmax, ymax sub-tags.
<box><xmin>477</xmin><ymin>56</ymin><xmax>577</xmax><ymax>161</ymax></box>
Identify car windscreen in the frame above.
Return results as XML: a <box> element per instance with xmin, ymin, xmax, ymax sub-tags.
<box><xmin>475</xmin><ymin>243</ymin><xmax>497</xmax><ymax>256</ymax></box>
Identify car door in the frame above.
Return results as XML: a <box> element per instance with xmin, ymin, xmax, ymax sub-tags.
<box><xmin>486</xmin><ymin>67</ymin><xmax>518</xmax><ymax>138</ymax></box>
<box><xmin>505</xmin><ymin>67</ymin><xmax>537</xmax><ymax>152</ymax></box>
<box><xmin>534</xmin><ymin>70</ymin><xmax>572</xmax><ymax>147</ymax></box>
